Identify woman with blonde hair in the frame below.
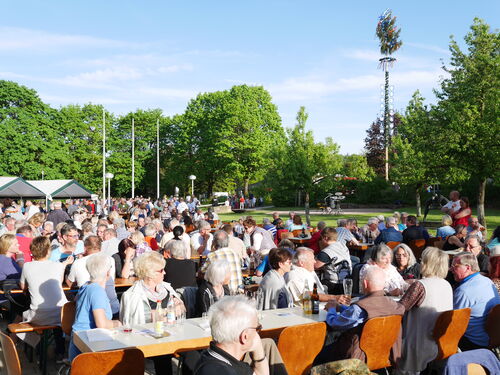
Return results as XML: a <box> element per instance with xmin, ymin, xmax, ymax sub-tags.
<box><xmin>0</xmin><ymin>234</ymin><xmax>22</xmax><ymax>280</ymax></box>
<box><xmin>436</xmin><ymin>215</ymin><xmax>455</xmax><ymax>239</ymax></box>
<box><xmin>28</xmin><ymin>212</ymin><xmax>45</xmax><ymax>237</ymax></box>
<box><xmin>397</xmin><ymin>247</ymin><xmax>453</xmax><ymax>373</ymax></box>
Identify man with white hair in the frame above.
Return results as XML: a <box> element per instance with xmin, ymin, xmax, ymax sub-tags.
<box><xmin>377</xmin><ymin>215</ymin><xmax>386</xmax><ymax>231</ymax></box>
<box><xmin>360</xmin><ymin>217</ymin><xmax>380</xmax><ymax>243</ymax></box>
<box><xmin>464</xmin><ymin>236</ymin><xmax>489</xmax><ymax>274</ymax></box>
<box><xmin>262</xmin><ymin>218</ymin><xmax>277</xmax><ymax>240</ymax></box>
<box><xmin>374</xmin><ymin>216</ymin><xmax>403</xmax><ymax>245</ymax></box>
<box><xmin>191</xmin><ymin>220</ymin><xmax>214</xmax><ymax>256</ymax></box>
<box><xmin>335</xmin><ymin>219</ymin><xmax>359</xmax><ymax>247</ymax></box>
<box><xmin>286</xmin><ymin>248</ymin><xmax>347</xmax><ymax>305</ymax></box>
<box><xmin>46</xmin><ymin>201</ymin><xmax>71</xmax><ymax>227</ymax></box>
<box><xmin>201</xmin><ymin>230</ymin><xmax>242</xmax><ymax>294</ymax></box>
<box><xmin>112</xmin><ymin>217</ymin><xmax>129</xmax><ymax>241</ymax></box>
<box><xmin>314</xmin><ymin>266</ymin><xmax>404</xmax><ymax>364</ymax></box>
<box><xmin>285</xmin><ymin>211</ymin><xmax>295</xmax><ymax>228</ymax></box>
<box><xmin>0</xmin><ymin>217</ymin><xmax>16</xmax><ymax>235</ymax></box>
<box><xmin>195</xmin><ymin>295</ymin><xmax>282</xmax><ymax>375</ymax></box>
<box><xmin>101</xmin><ymin>228</ymin><xmax>120</xmax><ymax>256</ymax></box>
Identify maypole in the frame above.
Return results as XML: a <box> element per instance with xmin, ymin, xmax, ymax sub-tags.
<box><xmin>376</xmin><ymin>9</ymin><xmax>402</xmax><ymax>181</ymax></box>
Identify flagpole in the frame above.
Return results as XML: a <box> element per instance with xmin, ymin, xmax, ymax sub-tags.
<box><xmin>157</xmin><ymin>119</ymin><xmax>160</xmax><ymax>199</ymax></box>
<box><xmin>132</xmin><ymin>118</ymin><xmax>135</xmax><ymax>198</ymax></box>
<box><xmin>102</xmin><ymin>108</ymin><xmax>106</xmax><ymax>201</ymax></box>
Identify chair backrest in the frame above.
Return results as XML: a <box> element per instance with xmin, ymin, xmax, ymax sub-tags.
<box><xmin>70</xmin><ymin>348</ymin><xmax>145</xmax><ymax>375</ymax></box>
<box><xmin>350</xmin><ymin>262</ymin><xmax>365</xmax><ymax>296</ymax></box>
<box><xmin>409</xmin><ymin>239</ymin><xmax>427</xmax><ymax>260</ymax></box>
<box><xmin>277</xmin><ymin>322</ymin><xmax>326</xmax><ymax>375</ymax></box>
<box><xmin>61</xmin><ymin>301</ymin><xmax>76</xmax><ymax>336</ymax></box>
<box><xmin>292</xmin><ymin>229</ymin><xmax>303</xmax><ymax>237</ymax></box>
<box><xmin>485</xmin><ymin>303</ymin><xmax>500</xmax><ymax>348</ymax></box>
<box><xmin>386</xmin><ymin>241</ymin><xmax>400</xmax><ymax>249</ymax></box>
<box><xmin>359</xmin><ymin>315</ymin><xmax>402</xmax><ymax>370</ymax></box>
<box><xmin>175</xmin><ymin>286</ymin><xmax>198</xmax><ymax>319</ymax></box>
<box><xmin>432</xmin><ymin>308</ymin><xmax>471</xmax><ymax>360</ymax></box>
<box><xmin>0</xmin><ymin>331</ymin><xmax>21</xmax><ymax>375</ymax></box>
<box><xmin>280</xmin><ymin>232</ymin><xmax>294</xmax><ymax>240</ymax></box>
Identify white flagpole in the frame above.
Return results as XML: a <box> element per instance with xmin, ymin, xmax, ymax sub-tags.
<box><xmin>102</xmin><ymin>108</ymin><xmax>106</xmax><ymax>201</ymax></box>
<box><xmin>157</xmin><ymin>119</ymin><xmax>160</xmax><ymax>199</ymax></box>
<box><xmin>132</xmin><ymin>118</ymin><xmax>135</xmax><ymax>198</ymax></box>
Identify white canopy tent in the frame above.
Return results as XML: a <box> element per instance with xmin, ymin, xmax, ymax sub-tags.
<box><xmin>27</xmin><ymin>180</ymin><xmax>93</xmax><ymax>200</ymax></box>
<box><xmin>0</xmin><ymin>177</ymin><xmax>45</xmax><ymax>198</ymax></box>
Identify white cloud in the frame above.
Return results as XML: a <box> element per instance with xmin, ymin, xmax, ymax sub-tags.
<box><xmin>342</xmin><ymin>49</ymin><xmax>381</xmax><ymax>62</ymax></box>
<box><xmin>137</xmin><ymin>87</ymin><xmax>198</xmax><ymax>100</ymax></box>
<box><xmin>0</xmin><ymin>27</ymin><xmax>133</xmax><ymax>51</ymax></box>
<box><xmin>405</xmin><ymin>42</ymin><xmax>449</xmax><ymax>55</ymax></box>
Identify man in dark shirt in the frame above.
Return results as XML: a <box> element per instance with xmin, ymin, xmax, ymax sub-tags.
<box><xmin>402</xmin><ymin>215</ymin><xmax>429</xmax><ymax>244</ymax></box>
<box><xmin>464</xmin><ymin>236</ymin><xmax>489</xmax><ymax>274</ymax></box>
<box><xmin>195</xmin><ymin>296</ymin><xmax>270</xmax><ymax>375</ymax></box>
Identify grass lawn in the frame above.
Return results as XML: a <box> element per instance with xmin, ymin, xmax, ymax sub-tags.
<box><xmin>218</xmin><ymin>206</ymin><xmax>500</xmax><ymax>236</ymax></box>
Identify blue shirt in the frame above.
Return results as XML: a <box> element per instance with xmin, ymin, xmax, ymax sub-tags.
<box><xmin>437</xmin><ymin>226</ymin><xmax>455</xmax><ymax>239</ymax></box>
<box><xmin>0</xmin><ymin>255</ymin><xmax>21</xmax><ymax>281</ymax></box>
<box><xmin>453</xmin><ymin>273</ymin><xmax>500</xmax><ymax>347</ymax></box>
<box><xmin>49</xmin><ymin>242</ymin><xmax>84</xmax><ymax>262</ymax></box>
<box><xmin>326</xmin><ymin>304</ymin><xmax>367</xmax><ymax>330</ymax></box>
<box><xmin>374</xmin><ymin>227</ymin><xmax>403</xmax><ymax>245</ymax></box>
<box><xmin>72</xmin><ymin>282</ymin><xmax>112</xmax><ymax>333</ymax></box>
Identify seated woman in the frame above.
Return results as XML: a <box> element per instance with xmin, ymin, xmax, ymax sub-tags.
<box><xmin>436</xmin><ymin>215</ymin><xmax>455</xmax><ymax>239</ymax></box>
<box><xmin>116</xmin><ymin>238</ymin><xmax>137</xmax><ymax>278</ymax></box>
<box><xmin>120</xmin><ymin>252</ymin><xmax>185</xmax><ymax>375</ymax></box>
<box><xmin>69</xmin><ymin>253</ymin><xmax>121</xmax><ymax>361</ymax></box>
<box><xmin>0</xmin><ymin>234</ymin><xmax>23</xmax><ymax>279</ymax></box>
<box><xmin>257</xmin><ymin>248</ymin><xmax>293</xmax><ymax>310</ymax></box>
<box><xmin>397</xmin><ymin>247</ymin><xmax>453</xmax><ymax>373</ymax></box>
<box><xmin>196</xmin><ymin>260</ymin><xmax>230</xmax><ymax>316</ymax></box>
<box><xmin>163</xmin><ymin>240</ymin><xmax>197</xmax><ymax>290</ymax></box>
<box><xmin>393</xmin><ymin>243</ymin><xmax>421</xmax><ymax>280</ymax></box>
<box><xmin>487</xmin><ymin>226</ymin><xmax>500</xmax><ymax>251</ymax></box>
<box><xmin>287</xmin><ymin>214</ymin><xmax>307</xmax><ymax>232</ymax></box>
<box><xmin>442</xmin><ymin>224</ymin><xmax>467</xmax><ymax>250</ymax></box>
<box><xmin>359</xmin><ymin>244</ymin><xmax>407</xmax><ymax>296</ymax></box>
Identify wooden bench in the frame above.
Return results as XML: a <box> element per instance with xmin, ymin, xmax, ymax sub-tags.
<box><xmin>8</xmin><ymin>322</ymin><xmax>59</xmax><ymax>375</ymax></box>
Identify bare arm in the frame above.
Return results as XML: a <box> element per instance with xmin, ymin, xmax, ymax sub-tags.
<box><xmin>93</xmin><ymin>308</ymin><xmax>121</xmax><ymax>329</ymax></box>
<box><xmin>453</xmin><ymin>208</ymin><xmax>471</xmax><ymax>219</ymax></box>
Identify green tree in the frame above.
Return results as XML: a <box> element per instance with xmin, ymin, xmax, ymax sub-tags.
<box><xmin>0</xmin><ymin>80</ymin><xmax>69</xmax><ymax>180</ymax></box>
<box><xmin>434</xmin><ymin>18</ymin><xmax>499</xmax><ymax>226</ymax></box>
<box><xmin>341</xmin><ymin>154</ymin><xmax>375</xmax><ymax>181</ymax></box>
<box><xmin>269</xmin><ymin>107</ymin><xmax>342</xmax><ymax>224</ymax></box>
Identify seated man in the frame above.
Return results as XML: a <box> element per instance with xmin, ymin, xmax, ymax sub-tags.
<box><xmin>402</xmin><ymin>215</ymin><xmax>430</xmax><ymax>244</ymax></box>
<box><xmin>314</xmin><ymin>266</ymin><xmax>404</xmax><ymax>365</ymax></box>
<box><xmin>451</xmin><ymin>252</ymin><xmax>500</xmax><ymax>351</ymax></box>
<box><xmin>359</xmin><ymin>217</ymin><xmax>380</xmax><ymax>243</ymax></box>
<box><xmin>286</xmin><ymin>247</ymin><xmax>347</xmax><ymax>305</ymax></box>
<box><xmin>195</xmin><ymin>295</ymin><xmax>286</xmax><ymax>375</ymax></box>
<box><xmin>314</xmin><ymin>227</ymin><xmax>352</xmax><ymax>295</ymax></box>
<box><xmin>374</xmin><ymin>217</ymin><xmax>403</xmax><ymax>245</ymax></box>
<box><xmin>464</xmin><ymin>235</ymin><xmax>489</xmax><ymax>274</ymax></box>
<box><xmin>335</xmin><ymin>219</ymin><xmax>359</xmax><ymax>247</ymax></box>
<box><xmin>467</xmin><ymin>216</ymin><xmax>485</xmax><ymax>242</ymax></box>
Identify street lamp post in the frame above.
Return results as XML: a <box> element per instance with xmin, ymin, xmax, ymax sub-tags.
<box><xmin>188</xmin><ymin>175</ymin><xmax>196</xmax><ymax>197</ymax></box>
<box><xmin>105</xmin><ymin>172</ymin><xmax>114</xmax><ymax>206</ymax></box>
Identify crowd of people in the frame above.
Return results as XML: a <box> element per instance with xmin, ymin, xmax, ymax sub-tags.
<box><xmin>0</xmin><ymin>191</ymin><xmax>499</xmax><ymax>374</ymax></box>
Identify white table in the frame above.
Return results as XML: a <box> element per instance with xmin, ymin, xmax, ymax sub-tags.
<box><xmin>73</xmin><ymin>307</ymin><xmax>327</xmax><ymax>357</ymax></box>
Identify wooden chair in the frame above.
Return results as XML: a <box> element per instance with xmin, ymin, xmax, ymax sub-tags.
<box><xmin>432</xmin><ymin>308</ymin><xmax>471</xmax><ymax>360</ymax></box>
<box><xmin>61</xmin><ymin>301</ymin><xmax>76</xmax><ymax>336</ymax></box>
<box><xmin>386</xmin><ymin>241</ymin><xmax>401</xmax><ymax>249</ymax></box>
<box><xmin>277</xmin><ymin>322</ymin><xmax>326</xmax><ymax>375</ymax></box>
<box><xmin>485</xmin><ymin>303</ymin><xmax>500</xmax><ymax>348</ymax></box>
<box><xmin>0</xmin><ymin>331</ymin><xmax>21</xmax><ymax>375</ymax></box>
<box><xmin>280</xmin><ymin>232</ymin><xmax>294</xmax><ymax>240</ymax></box>
<box><xmin>409</xmin><ymin>239</ymin><xmax>427</xmax><ymax>260</ymax></box>
<box><xmin>359</xmin><ymin>314</ymin><xmax>402</xmax><ymax>371</ymax></box>
<box><xmin>292</xmin><ymin>229</ymin><xmax>302</xmax><ymax>237</ymax></box>
<box><xmin>70</xmin><ymin>348</ymin><xmax>145</xmax><ymax>375</ymax></box>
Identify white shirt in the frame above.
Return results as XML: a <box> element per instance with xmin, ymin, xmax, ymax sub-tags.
<box><xmin>177</xmin><ymin>202</ymin><xmax>188</xmax><ymax>213</ymax></box>
<box><xmin>160</xmin><ymin>232</ymin><xmax>192</xmax><ymax>258</ymax></box>
<box><xmin>67</xmin><ymin>253</ymin><xmax>116</xmax><ymax>287</ymax></box>
<box><xmin>190</xmin><ymin>232</ymin><xmax>213</xmax><ymax>256</ymax></box>
<box><xmin>26</xmin><ymin>205</ymin><xmax>40</xmax><ymax>219</ymax></box>
<box><xmin>228</xmin><ymin>236</ymin><xmax>247</xmax><ymax>261</ymax></box>
<box><xmin>443</xmin><ymin>200</ymin><xmax>461</xmax><ymax>213</ymax></box>
<box><xmin>285</xmin><ymin>266</ymin><xmax>325</xmax><ymax>304</ymax></box>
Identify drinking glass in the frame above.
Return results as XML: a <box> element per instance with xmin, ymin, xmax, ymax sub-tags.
<box><xmin>343</xmin><ymin>279</ymin><xmax>353</xmax><ymax>297</ymax></box>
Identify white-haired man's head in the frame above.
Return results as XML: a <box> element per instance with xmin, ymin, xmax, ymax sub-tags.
<box><xmin>362</xmin><ymin>266</ymin><xmax>386</xmax><ymax>294</ymax></box>
<box><xmin>209</xmin><ymin>295</ymin><xmax>259</xmax><ymax>347</ymax></box>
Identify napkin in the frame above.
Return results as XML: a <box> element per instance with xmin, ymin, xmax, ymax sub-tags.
<box><xmin>86</xmin><ymin>328</ymin><xmax>116</xmax><ymax>342</ymax></box>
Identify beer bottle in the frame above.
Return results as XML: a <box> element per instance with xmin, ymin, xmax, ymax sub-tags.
<box><xmin>312</xmin><ymin>283</ymin><xmax>320</xmax><ymax>314</ymax></box>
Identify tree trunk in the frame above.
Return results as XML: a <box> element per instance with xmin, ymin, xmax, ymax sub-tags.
<box><xmin>415</xmin><ymin>184</ymin><xmax>422</xmax><ymax>217</ymax></box>
<box><xmin>243</xmin><ymin>178</ymin><xmax>249</xmax><ymax>196</ymax></box>
<box><xmin>297</xmin><ymin>191</ymin><xmax>301</xmax><ymax>207</ymax></box>
<box><xmin>477</xmin><ymin>179</ymin><xmax>487</xmax><ymax>228</ymax></box>
<box><xmin>305</xmin><ymin>191</ymin><xmax>311</xmax><ymax>227</ymax></box>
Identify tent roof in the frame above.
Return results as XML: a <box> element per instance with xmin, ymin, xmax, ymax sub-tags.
<box><xmin>27</xmin><ymin>179</ymin><xmax>93</xmax><ymax>199</ymax></box>
<box><xmin>0</xmin><ymin>177</ymin><xmax>46</xmax><ymax>198</ymax></box>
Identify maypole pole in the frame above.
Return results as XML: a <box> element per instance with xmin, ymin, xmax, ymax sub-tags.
<box><xmin>376</xmin><ymin>9</ymin><xmax>402</xmax><ymax>181</ymax></box>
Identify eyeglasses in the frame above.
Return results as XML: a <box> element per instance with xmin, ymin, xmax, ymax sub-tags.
<box><xmin>66</xmin><ymin>234</ymin><xmax>79</xmax><ymax>239</ymax></box>
<box><xmin>243</xmin><ymin>324</ymin><xmax>262</xmax><ymax>334</ymax></box>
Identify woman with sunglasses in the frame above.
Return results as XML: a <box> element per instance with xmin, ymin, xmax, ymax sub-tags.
<box><xmin>120</xmin><ymin>251</ymin><xmax>185</xmax><ymax>374</ymax></box>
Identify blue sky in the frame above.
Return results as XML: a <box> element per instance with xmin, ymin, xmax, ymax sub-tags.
<box><xmin>1</xmin><ymin>1</ymin><xmax>498</xmax><ymax>153</ymax></box>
